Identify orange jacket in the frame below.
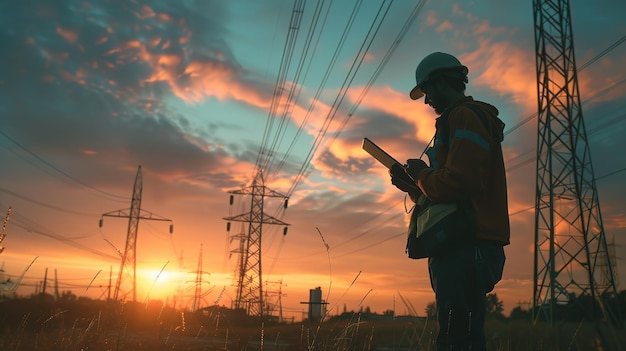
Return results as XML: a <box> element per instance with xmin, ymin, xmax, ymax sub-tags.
<box><xmin>416</xmin><ymin>97</ymin><xmax>510</xmax><ymax>245</ymax></box>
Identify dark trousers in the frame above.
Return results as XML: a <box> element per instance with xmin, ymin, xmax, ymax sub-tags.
<box><xmin>428</xmin><ymin>242</ymin><xmax>505</xmax><ymax>350</ymax></box>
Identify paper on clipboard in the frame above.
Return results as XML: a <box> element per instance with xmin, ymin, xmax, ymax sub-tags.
<box><xmin>362</xmin><ymin>137</ymin><xmax>401</xmax><ymax>169</ymax></box>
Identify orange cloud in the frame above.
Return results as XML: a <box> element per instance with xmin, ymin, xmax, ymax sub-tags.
<box><xmin>56</xmin><ymin>27</ymin><xmax>78</xmax><ymax>44</ymax></box>
<box><xmin>136</xmin><ymin>5</ymin><xmax>156</xmax><ymax>19</ymax></box>
<box><xmin>578</xmin><ymin>56</ymin><xmax>626</xmax><ymax>104</ymax></box>
<box><xmin>104</xmin><ymin>39</ymin><xmax>265</xmax><ymax>108</ymax></box>
<box><xmin>349</xmin><ymin>85</ymin><xmax>436</xmax><ymax>144</ymax></box>
<box><xmin>436</xmin><ymin>20</ymin><xmax>454</xmax><ymax>32</ymax></box>
<box><xmin>602</xmin><ymin>212</ymin><xmax>626</xmax><ymax>231</ymax></box>
<box><xmin>463</xmin><ymin>39</ymin><xmax>537</xmax><ymax>113</ymax></box>
<box><xmin>424</xmin><ymin>11</ymin><xmax>439</xmax><ymax>27</ymax></box>
<box><xmin>81</xmin><ymin>149</ymin><xmax>98</xmax><ymax>156</ymax></box>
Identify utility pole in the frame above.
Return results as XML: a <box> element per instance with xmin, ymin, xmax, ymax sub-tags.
<box><xmin>100</xmin><ymin>165</ymin><xmax>173</xmax><ymax>302</ymax></box>
<box><xmin>54</xmin><ymin>269</ymin><xmax>59</xmax><ymax>301</ymax></box>
<box><xmin>532</xmin><ymin>0</ymin><xmax>620</xmax><ymax>324</ymax></box>
<box><xmin>224</xmin><ymin>171</ymin><xmax>289</xmax><ymax>318</ymax></box>
<box><xmin>41</xmin><ymin>267</ymin><xmax>48</xmax><ymax>295</ymax></box>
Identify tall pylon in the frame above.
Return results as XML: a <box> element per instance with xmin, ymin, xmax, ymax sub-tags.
<box><xmin>532</xmin><ymin>0</ymin><xmax>620</xmax><ymax>324</ymax></box>
<box><xmin>224</xmin><ymin>171</ymin><xmax>289</xmax><ymax>317</ymax></box>
<box><xmin>99</xmin><ymin>165</ymin><xmax>173</xmax><ymax>302</ymax></box>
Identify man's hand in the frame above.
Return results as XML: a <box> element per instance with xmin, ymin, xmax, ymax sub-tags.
<box><xmin>390</xmin><ymin>163</ymin><xmax>418</xmax><ymax>193</ymax></box>
<box><xmin>405</xmin><ymin>159</ymin><xmax>428</xmax><ymax>180</ymax></box>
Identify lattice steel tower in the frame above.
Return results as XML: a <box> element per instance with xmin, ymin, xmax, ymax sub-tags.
<box><xmin>532</xmin><ymin>0</ymin><xmax>619</xmax><ymax>323</ymax></box>
<box><xmin>224</xmin><ymin>171</ymin><xmax>289</xmax><ymax>317</ymax></box>
<box><xmin>100</xmin><ymin>165</ymin><xmax>173</xmax><ymax>302</ymax></box>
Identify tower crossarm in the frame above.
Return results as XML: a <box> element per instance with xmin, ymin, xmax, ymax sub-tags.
<box><xmin>228</xmin><ymin>187</ymin><xmax>288</xmax><ymax>199</ymax></box>
<box><xmin>223</xmin><ymin>213</ymin><xmax>289</xmax><ymax>226</ymax></box>
<box><xmin>102</xmin><ymin>208</ymin><xmax>173</xmax><ymax>223</ymax></box>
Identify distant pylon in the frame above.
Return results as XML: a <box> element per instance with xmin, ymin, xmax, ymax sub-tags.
<box><xmin>99</xmin><ymin>165</ymin><xmax>173</xmax><ymax>302</ymax></box>
<box><xmin>224</xmin><ymin>171</ymin><xmax>289</xmax><ymax>317</ymax></box>
<box><xmin>0</xmin><ymin>206</ymin><xmax>12</xmax><ymax>255</ymax></box>
<box><xmin>532</xmin><ymin>0</ymin><xmax>620</xmax><ymax>324</ymax></box>
<box><xmin>191</xmin><ymin>244</ymin><xmax>210</xmax><ymax>312</ymax></box>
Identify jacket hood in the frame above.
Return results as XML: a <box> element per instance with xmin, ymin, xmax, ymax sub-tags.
<box><xmin>470</xmin><ymin>100</ymin><xmax>505</xmax><ymax>143</ymax></box>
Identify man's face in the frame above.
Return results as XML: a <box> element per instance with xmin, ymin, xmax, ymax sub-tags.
<box><xmin>421</xmin><ymin>79</ymin><xmax>447</xmax><ymax>115</ymax></box>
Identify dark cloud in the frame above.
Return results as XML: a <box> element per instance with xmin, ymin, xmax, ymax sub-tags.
<box><xmin>0</xmin><ymin>0</ymin><xmax>246</xmax><ymax>190</ymax></box>
<box><xmin>313</xmin><ymin>109</ymin><xmax>427</xmax><ymax>180</ymax></box>
<box><xmin>317</xmin><ymin>150</ymin><xmax>374</xmax><ymax>179</ymax></box>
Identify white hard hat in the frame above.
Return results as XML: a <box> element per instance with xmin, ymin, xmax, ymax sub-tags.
<box><xmin>409</xmin><ymin>52</ymin><xmax>468</xmax><ymax>100</ymax></box>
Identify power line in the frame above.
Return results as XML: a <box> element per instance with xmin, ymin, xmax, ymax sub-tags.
<box><xmin>285</xmin><ymin>0</ymin><xmax>427</xmax><ymax>198</ymax></box>
<box><xmin>264</xmin><ymin>0</ymin><xmax>330</xmax><ymax>178</ymax></box>
<box><xmin>6</xmin><ymin>207</ymin><xmax>118</xmax><ymax>261</ymax></box>
<box><xmin>304</xmin><ymin>0</ymin><xmax>428</xmax><ymax>191</ymax></box>
<box><xmin>0</xmin><ymin>130</ymin><xmax>128</xmax><ymax>203</ymax></box>
<box><xmin>596</xmin><ymin>166</ymin><xmax>626</xmax><ymax>181</ymax></box>
<box><xmin>264</xmin><ymin>0</ymin><xmax>368</xmax><ymax>180</ymax></box>
<box><xmin>578</xmin><ymin>35</ymin><xmax>626</xmax><ymax>72</ymax></box>
<box><xmin>255</xmin><ymin>0</ymin><xmax>307</xmax><ymax>175</ymax></box>
<box><xmin>0</xmin><ymin>187</ymin><xmax>96</xmax><ymax>217</ymax></box>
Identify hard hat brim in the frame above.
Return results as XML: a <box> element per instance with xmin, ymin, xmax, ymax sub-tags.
<box><xmin>409</xmin><ymin>85</ymin><xmax>424</xmax><ymax>100</ymax></box>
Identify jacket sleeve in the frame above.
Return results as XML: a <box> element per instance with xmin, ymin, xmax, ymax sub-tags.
<box><xmin>417</xmin><ymin>106</ymin><xmax>492</xmax><ymax>203</ymax></box>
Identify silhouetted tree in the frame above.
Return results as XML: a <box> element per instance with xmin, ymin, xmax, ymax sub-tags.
<box><xmin>425</xmin><ymin>302</ymin><xmax>437</xmax><ymax>320</ymax></box>
<box><xmin>510</xmin><ymin>305</ymin><xmax>531</xmax><ymax>320</ymax></box>
<box><xmin>486</xmin><ymin>293</ymin><xmax>504</xmax><ymax>319</ymax></box>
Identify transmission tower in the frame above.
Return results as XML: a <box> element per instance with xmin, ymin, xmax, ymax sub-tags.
<box><xmin>191</xmin><ymin>244</ymin><xmax>210</xmax><ymax>312</ymax></box>
<box><xmin>532</xmin><ymin>0</ymin><xmax>620</xmax><ymax>324</ymax></box>
<box><xmin>224</xmin><ymin>171</ymin><xmax>289</xmax><ymax>317</ymax></box>
<box><xmin>264</xmin><ymin>279</ymin><xmax>286</xmax><ymax>322</ymax></box>
<box><xmin>99</xmin><ymin>165</ymin><xmax>173</xmax><ymax>302</ymax></box>
<box><xmin>0</xmin><ymin>206</ymin><xmax>11</xmax><ymax>255</ymax></box>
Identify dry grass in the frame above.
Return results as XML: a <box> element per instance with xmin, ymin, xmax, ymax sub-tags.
<box><xmin>1</xmin><ymin>295</ymin><xmax>624</xmax><ymax>351</ymax></box>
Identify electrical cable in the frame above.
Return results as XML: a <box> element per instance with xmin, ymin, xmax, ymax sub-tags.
<box><xmin>268</xmin><ymin>0</ymin><xmax>337</xmax><ymax>179</ymax></box>
<box><xmin>5</xmin><ymin>207</ymin><xmax>118</xmax><ymax>261</ymax></box>
<box><xmin>0</xmin><ymin>186</ymin><xmax>96</xmax><ymax>217</ymax></box>
<box><xmin>284</xmin><ymin>0</ymin><xmax>395</xmax><ymax>197</ymax></box>
<box><xmin>0</xmin><ymin>130</ymin><xmax>129</xmax><ymax>203</ymax></box>
<box><xmin>285</xmin><ymin>0</ymin><xmax>427</xmax><ymax>198</ymax></box>
<box><xmin>254</xmin><ymin>0</ymin><xmax>307</xmax><ymax>176</ymax></box>
<box><xmin>264</xmin><ymin>0</ymin><xmax>330</xmax><ymax>177</ymax></box>
<box><xmin>266</xmin><ymin>0</ymin><xmax>363</xmax><ymax>180</ymax></box>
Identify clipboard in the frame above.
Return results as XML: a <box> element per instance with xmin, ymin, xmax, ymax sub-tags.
<box><xmin>362</xmin><ymin>137</ymin><xmax>401</xmax><ymax>169</ymax></box>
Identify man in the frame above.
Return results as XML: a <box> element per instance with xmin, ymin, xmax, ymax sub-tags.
<box><xmin>390</xmin><ymin>52</ymin><xmax>510</xmax><ymax>350</ymax></box>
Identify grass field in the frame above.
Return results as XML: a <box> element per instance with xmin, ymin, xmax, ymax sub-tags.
<box><xmin>1</xmin><ymin>294</ymin><xmax>625</xmax><ymax>350</ymax></box>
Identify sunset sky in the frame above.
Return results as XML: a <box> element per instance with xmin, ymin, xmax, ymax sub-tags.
<box><xmin>1</xmin><ymin>0</ymin><xmax>625</xmax><ymax>321</ymax></box>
